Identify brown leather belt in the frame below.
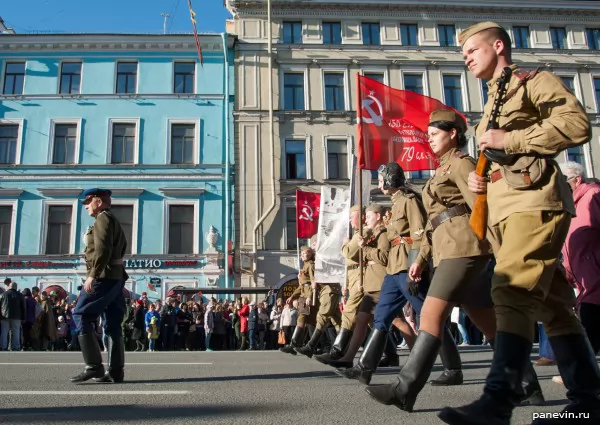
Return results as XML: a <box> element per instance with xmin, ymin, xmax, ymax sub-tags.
<box><xmin>347</xmin><ymin>264</ymin><xmax>360</xmax><ymax>270</ymax></box>
<box><xmin>430</xmin><ymin>204</ymin><xmax>470</xmax><ymax>232</ymax></box>
<box><xmin>391</xmin><ymin>236</ymin><xmax>413</xmax><ymax>247</ymax></box>
<box><xmin>490</xmin><ymin>169</ymin><xmax>503</xmax><ymax>183</ymax></box>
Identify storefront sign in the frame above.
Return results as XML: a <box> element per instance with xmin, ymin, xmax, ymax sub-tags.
<box><xmin>278</xmin><ymin>280</ymin><xmax>299</xmax><ymax>300</ymax></box>
<box><xmin>0</xmin><ymin>260</ymin><xmax>77</xmax><ymax>269</ymax></box>
<box><xmin>124</xmin><ymin>259</ymin><xmax>201</xmax><ymax>269</ymax></box>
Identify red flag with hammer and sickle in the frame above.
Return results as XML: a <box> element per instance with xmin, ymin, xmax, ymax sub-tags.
<box><xmin>296</xmin><ymin>190</ymin><xmax>320</xmax><ymax>239</ymax></box>
<box><xmin>357</xmin><ymin>75</ymin><xmax>466</xmax><ymax>171</ymax></box>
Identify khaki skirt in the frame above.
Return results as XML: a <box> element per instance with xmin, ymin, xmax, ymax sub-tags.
<box><xmin>358</xmin><ymin>291</ymin><xmax>382</xmax><ymax>314</ymax></box>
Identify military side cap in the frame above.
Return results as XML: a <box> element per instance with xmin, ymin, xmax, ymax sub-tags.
<box><xmin>82</xmin><ymin>188</ymin><xmax>112</xmax><ymax>204</ymax></box>
<box><xmin>458</xmin><ymin>21</ymin><xmax>503</xmax><ymax>47</ymax></box>
<box><xmin>429</xmin><ymin>109</ymin><xmax>467</xmax><ymax>133</ymax></box>
<box><xmin>366</xmin><ymin>204</ymin><xmax>384</xmax><ymax>214</ymax></box>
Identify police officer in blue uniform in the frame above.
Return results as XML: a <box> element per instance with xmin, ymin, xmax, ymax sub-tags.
<box><xmin>71</xmin><ymin>188</ymin><xmax>129</xmax><ymax>384</ymax></box>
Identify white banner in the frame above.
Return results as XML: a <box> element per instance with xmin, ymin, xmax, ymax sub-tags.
<box><xmin>314</xmin><ymin>186</ymin><xmax>351</xmax><ymax>284</ymax></box>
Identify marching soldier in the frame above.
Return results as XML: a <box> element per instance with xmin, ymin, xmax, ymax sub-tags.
<box><xmin>71</xmin><ymin>188</ymin><xmax>128</xmax><ymax>384</ymax></box>
<box><xmin>336</xmin><ymin>163</ymin><xmax>462</xmax><ymax>385</ymax></box>
<box><xmin>324</xmin><ymin>204</ymin><xmax>390</xmax><ymax>369</ymax></box>
<box><xmin>365</xmin><ymin>109</ymin><xmax>543</xmax><ymax>412</ymax></box>
<box><xmin>314</xmin><ymin>205</ymin><xmax>364</xmax><ymax>364</ymax></box>
<box><xmin>439</xmin><ymin>22</ymin><xmax>600</xmax><ymax>425</ymax></box>
<box><xmin>279</xmin><ymin>246</ymin><xmax>319</xmax><ymax>354</ymax></box>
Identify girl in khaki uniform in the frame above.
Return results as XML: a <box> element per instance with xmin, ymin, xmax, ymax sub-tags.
<box><xmin>366</xmin><ymin>109</ymin><xmax>544</xmax><ymax>412</ymax></box>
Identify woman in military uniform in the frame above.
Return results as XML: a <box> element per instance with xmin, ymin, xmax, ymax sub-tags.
<box><xmin>279</xmin><ymin>246</ymin><xmax>317</xmax><ymax>354</ymax></box>
<box><xmin>365</xmin><ymin>110</ymin><xmax>544</xmax><ymax>411</ymax></box>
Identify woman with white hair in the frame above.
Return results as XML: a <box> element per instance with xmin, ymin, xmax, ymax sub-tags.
<box><xmin>560</xmin><ymin>161</ymin><xmax>600</xmax><ymax>355</ymax></box>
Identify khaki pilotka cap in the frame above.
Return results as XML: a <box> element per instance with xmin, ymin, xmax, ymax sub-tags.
<box><xmin>458</xmin><ymin>21</ymin><xmax>503</xmax><ymax>47</ymax></box>
<box><xmin>365</xmin><ymin>204</ymin><xmax>384</xmax><ymax>214</ymax></box>
<box><xmin>429</xmin><ymin>110</ymin><xmax>468</xmax><ymax>133</ymax></box>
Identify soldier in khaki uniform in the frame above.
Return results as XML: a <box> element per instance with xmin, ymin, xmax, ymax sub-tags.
<box><xmin>337</xmin><ymin>164</ymin><xmax>462</xmax><ymax>386</ymax></box>
<box><xmin>71</xmin><ymin>188</ymin><xmax>128</xmax><ymax>384</ymax></box>
<box><xmin>438</xmin><ymin>23</ymin><xmax>600</xmax><ymax>425</ymax></box>
<box><xmin>279</xmin><ymin>246</ymin><xmax>319</xmax><ymax>355</ymax></box>
<box><xmin>324</xmin><ymin>204</ymin><xmax>389</xmax><ymax>369</ymax></box>
<box><xmin>314</xmin><ymin>205</ymin><xmax>364</xmax><ymax>364</ymax></box>
<box><xmin>366</xmin><ymin>110</ymin><xmax>544</xmax><ymax>412</ymax></box>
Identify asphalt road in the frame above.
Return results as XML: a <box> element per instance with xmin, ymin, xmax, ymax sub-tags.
<box><xmin>0</xmin><ymin>346</ymin><xmax>587</xmax><ymax>424</ymax></box>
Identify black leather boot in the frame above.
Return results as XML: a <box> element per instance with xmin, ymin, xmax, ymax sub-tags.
<box><xmin>378</xmin><ymin>333</ymin><xmax>400</xmax><ymax>367</ymax></box>
<box><xmin>94</xmin><ymin>335</ymin><xmax>125</xmax><ymax>383</ymax></box>
<box><xmin>71</xmin><ymin>333</ymin><xmax>106</xmax><ymax>383</ymax></box>
<box><xmin>438</xmin><ymin>332</ymin><xmax>531</xmax><ymax>425</ymax></box>
<box><xmin>338</xmin><ymin>329</ymin><xmax>388</xmax><ymax>385</ymax></box>
<box><xmin>489</xmin><ymin>337</ymin><xmax>545</xmax><ymax>405</ymax></box>
<box><xmin>531</xmin><ymin>333</ymin><xmax>600</xmax><ymax>425</ymax></box>
<box><xmin>314</xmin><ymin>327</ymin><xmax>352</xmax><ymax>364</ymax></box>
<box><xmin>295</xmin><ymin>328</ymin><xmax>324</xmax><ymax>358</ymax></box>
<box><xmin>431</xmin><ymin>327</ymin><xmax>463</xmax><ymax>386</ymax></box>
<box><xmin>365</xmin><ymin>331</ymin><xmax>441</xmax><ymax>412</ymax></box>
<box><xmin>279</xmin><ymin>327</ymin><xmax>306</xmax><ymax>355</ymax></box>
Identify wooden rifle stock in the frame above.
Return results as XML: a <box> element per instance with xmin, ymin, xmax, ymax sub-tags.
<box><xmin>468</xmin><ymin>66</ymin><xmax>513</xmax><ymax>241</ymax></box>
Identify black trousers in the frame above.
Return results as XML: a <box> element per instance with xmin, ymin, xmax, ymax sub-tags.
<box><xmin>579</xmin><ymin>302</ymin><xmax>600</xmax><ymax>354</ymax></box>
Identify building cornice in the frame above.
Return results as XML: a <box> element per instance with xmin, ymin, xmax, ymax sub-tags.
<box><xmin>0</xmin><ymin>189</ymin><xmax>23</xmax><ymax>197</ymax></box>
<box><xmin>159</xmin><ymin>188</ymin><xmax>206</xmax><ymax>197</ymax></box>
<box><xmin>37</xmin><ymin>188</ymin><xmax>83</xmax><ymax>197</ymax></box>
<box><xmin>0</xmin><ymin>33</ymin><xmax>236</xmax><ymax>53</ymax></box>
<box><xmin>0</xmin><ymin>93</ymin><xmax>225</xmax><ymax>101</ymax></box>
<box><xmin>109</xmin><ymin>188</ymin><xmax>145</xmax><ymax>197</ymax></box>
<box><xmin>0</xmin><ymin>174</ymin><xmax>225</xmax><ymax>181</ymax></box>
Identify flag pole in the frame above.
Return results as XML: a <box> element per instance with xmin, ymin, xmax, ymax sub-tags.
<box><xmin>356</xmin><ymin>73</ymin><xmax>364</xmax><ymax>291</ymax></box>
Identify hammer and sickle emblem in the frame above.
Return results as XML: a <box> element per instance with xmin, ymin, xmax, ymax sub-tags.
<box><xmin>299</xmin><ymin>201</ymin><xmax>314</xmax><ymax>222</ymax></box>
<box><xmin>361</xmin><ymin>94</ymin><xmax>384</xmax><ymax>127</ymax></box>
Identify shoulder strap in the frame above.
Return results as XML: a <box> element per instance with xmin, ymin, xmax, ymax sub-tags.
<box><xmin>503</xmin><ymin>67</ymin><xmax>542</xmax><ymax>103</ymax></box>
<box><xmin>426</xmin><ymin>183</ymin><xmax>454</xmax><ymax>208</ymax></box>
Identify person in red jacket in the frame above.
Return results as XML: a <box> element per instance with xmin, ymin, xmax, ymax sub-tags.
<box><xmin>237</xmin><ymin>297</ymin><xmax>250</xmax><ymax>350</ymax></box>
<box><xmin>560</xmin><ymin>161</ymin><xmax>600</xmax><ymax>354</ymax></box>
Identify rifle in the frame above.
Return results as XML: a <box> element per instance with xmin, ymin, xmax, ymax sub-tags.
<box><xmin>469</xmin><ymin>67</ymin><xmax>513</xmax><ymax>241</ymax></box>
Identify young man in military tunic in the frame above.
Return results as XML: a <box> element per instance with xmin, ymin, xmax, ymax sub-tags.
<box><xmin>314</xmin><ymin>205</ymin><xmax>364</xmax><ymax>363</ymax></box>
<box><xmin>439</xmin><ymin>22</ymin><xmax>600</xmax><ymax>425</ymax></box>
<box><xmin>71</xmin><ymin>189</ymin><xmax>129</xmax><ymax>384</ymax></box>
<box><xmin>280</xmin><ymin>246</ymin><xmax>319</xmax><ymax>354</ymax></box>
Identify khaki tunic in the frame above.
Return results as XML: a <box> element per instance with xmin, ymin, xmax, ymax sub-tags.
<box><xmin>341</xmin><ymin>230</ymin><xmax>363</xmax><ymax>330</ymax></box>
<box><xmin>85</xmin><ymin>209</ymin><xmax>129</xmax><ymax>280</ymax></box>
<box><xmin>418</xmin><ymin>148</ymin><xmax>492</xmax><ymax>267</ymax></box>
<box><xmin>386</xmin><ymin>191</ymin><xmax>427</xmax><ymax>274</ymax></box>
<box><xmin>478</xmin><ymin>65</ymin><xmax>587</xmax><ymax>226</ymax></box>
<box><xmin>290</xmin><ymin>260</ymin><xmax>319</xmax><ymax>326</ymax></box>
<box><xmin>362</xmin><ymin>226</ymin><xmax>390</xmax><ymax>292</ymax></box>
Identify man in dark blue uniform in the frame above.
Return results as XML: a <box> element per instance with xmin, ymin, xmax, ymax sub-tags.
<box><xmin>71</xmin><ymin>188</ymin><xmax>129</xmax><ymax>384</ymax></box>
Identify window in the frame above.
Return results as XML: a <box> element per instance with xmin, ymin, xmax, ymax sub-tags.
<box><xmin>587</xmin><ymin>29</ymin><xmax>600</xmax><ymax>50</ymax></box>
<box><xmin>286</xmin><ymin>206</ymin><xmax>308</xmax><ymax>250</ymax></box>
<box><xmin>482</xmin><ymin>80</ymin><xmax>489</xmax><ymax>105</ymax></box>
<box><xmin>283</xmin><ymin>21</ymin><xmax>302</xmax><ymax>44</ymax></box>
<box><xmin>168</xmin><ymin>205</ymin><xmax>194</xmax><ymax>254</ymax></box>
<box><xmin>170</xmin><ymin>123</ymin><xmax>195</xmax><ymax>164</ymax></box>
<box><xmin>285</xmin><ymin>140</ymin><xmax>306</xmax><ymax>179</ymax></box>
<box><xmin>594</xmin><ymin>77</ymin><xmax>600</xmax><ymax>111</ymax></box>
<box><xmin>52</xmin><ymin>123</ymin><xmax>77</xmax><ymax>164</ymax></box>
<box><xmin>567</xmin><ymin>146</ymin><xmax>585</xmax><ymax>171</ymax></box>
<box><xmin>364</xmin><ymin>72</ymin><xmax>384</xmax><ymax>84</ymax></box>
<box><xmin>116</xmin><ymin>62</ymin><xmax>137</xmax><ymax>94</ymax></box>
<box><xmin>283</xmin><ymin>73</ymin><xmax>305</xmax><ymax>110</ymax></box>
<box><xmin>45</xmin><ymin>205</ymin><xmax>73</xmax><ymax>255</ymax></box>
<box><xmin>59</xmin><ymin>62</ymin><xmax>82</xmax><ymax>94</ymax></box>
<box><xmin>513</xmin><ymin>26</ymin><xmax>530</xmax><ymax>49</ymax></box>
<box><xmin>111</xmin><ymin>122</ymin><xmax>136</xmax><ymax>164</ymax></box>
<box><xmin>550</xmin><ymin>27</ymin><xmax>567</xmax><ymax>49</ymax></box>
<box><xmin>111</xmin><ymin>205</ymin><xmax>133</xmax><ymax>255</ymax></box>
<box><xmin>324</xmin><ymin>72</ymin><xmax>345</xmax><ymax>111</ymax></box>
<box><xmin>560</xmin><ymin>76</ymin><xmax>575</xmax><ymax>95</ymax></box>
<box><xmin>174</xmin><ymin>62</ymin><xmax>195</xmax><ymax>94</ymax></box>
<box><xmin>438</xmin><ymin>25</ymin><xmax>456</xmax><ymax>47</ymax></box>
<box><xmin>362</xmin><ymin>23</ymin><xmax>381</xmax><ymax>46</ymax></box>
<box><xmin>327</xmin><ymin>140</ymin><xmax>348</xmax><ymax>179</ymax></box>
<box><xmin>3</xmin><ymin>62</ymin><xmax>25</xmax><ymax>95</ymax></box>
<box><xmin>443</xmin><ymin>75</ymin><xmax>463</xmax><ymax>111</ymax></box>
<box><xmin>323</xmin><ymin>22</ymin><xmax>341</xmax><ymax>45</ymax></box>
<box><xmin>403</xmin><ymin>74</ymin><xmax>423</xmax><ymax>94</ymax></box>
<box><xmin>0</xmin><ymin>205</ymin><xmax>13</xmax><ymax>255</ymax></box>
<box><xmin>400</xmin><ymin>24</ymin><xmax>418</xmax><ymax>46</ymax></box>
<box><xmin>0</xmin><ymin>124</ymin><xmax>18</xmax><ymax>164</ymax></box>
